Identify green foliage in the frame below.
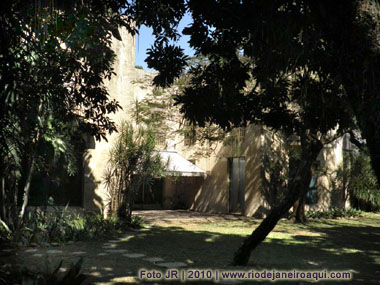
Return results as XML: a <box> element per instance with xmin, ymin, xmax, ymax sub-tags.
<box><xmin>0</xmin><ymin>257</ymin><xmax>86</xmax><ymax>284</ymax></box>
<box><xmin>337</xmin><ymin>151</ymin><xmax>380</xmax><ymax>211</ymax></box>
<box><xmin>133</xmin><ymin>1</ymin><xmax>187</xmax><ymax>86</ymax></box>
<box><xmin>71</xmin><ymin>214</ymin><xmax>125</xmax><ymax>240</ymax></box>
<box><xmin>7</xmin><ymin>198</ymin><xmax>145</xmax><ymax>245</ymax></box>
<box><xmin>131</xmin><ymin>87</ymin><xmax>171</xmax><ymax>144</ymax></box>
<box><xmin>0</xmin><ymin>0</ymin><xmax>135</xmax><ymax>226</ymax></box>
<box><xmin>222</xmin><ymin>127</ymin><xmax>245</xmax><ymax>157</ymax></box>
<box><xmin>132</xmin><ymin>70</ymin><xmax>226</xmax><ymax>158</ymax></box>
<box><xmin>13</xmin><ymin>210</ymin><xmax>143</xmax><ymax>246</ymax></box>
<box><xmin>137</xmin><ymin>1</ymin><xmax>352</xmax><ymax>135</ymax></box>
<box><xmin>0</xmin><ymin>219</ymin><xmax>12</xmax><ymax>242</ymax></box>
<box><xmin>306</xmin><ymin>208</ymin><xmax>363</xmax><ymax>219</ymax></box>
<box><xmin>104</xmin><ymin>121</ymin><xmax>166</xmax><ymax>220</ymax></box>
<box><xmin>260</xmin><ymin>132</ymin><xmax>292</xmax><ymax>209</ymax></box>
<box><xmin>135</xmin><ymin>65</ymin><xmax>144</xmax><ymax>70</ymax></box>
<box><xmin>129</xmin><ymin>215</ymin><xmax>146</xmax><ymax>228</ymax></box>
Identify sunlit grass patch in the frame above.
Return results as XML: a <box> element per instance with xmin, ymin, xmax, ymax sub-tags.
<box><xmin>127</xmin><ymin>212</ymin><xmax>380</xmax><ymax>283</ymax></box>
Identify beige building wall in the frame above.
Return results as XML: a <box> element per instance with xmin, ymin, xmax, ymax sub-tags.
<box><xmin>82</xmin><ymin>27</ymin><xmax>348</xmax><ymax>216</ymax></box>
<box><xmin>82</xmin><ymin>27</ymin><xmax>204</xmax><ymax>213</ymax></box>
<box><xmin>191</xmin><ymin>125</ymin><xmax>349</xmax><ymax>217</ymax></box>
<box><xmin>191</xmin><ymin>125</ymin><xmax>265</xmax><ymax>216</ymax></box>
<box><xmin>83</xmin><ymin>27</ymin><xmax>146</xmax><ymax>213</ymax></box>
<box><xmin>312</xmin><ymin>136</ymin><xmax>348</xmax><ymax>211</ymax></box>
<box><xmin>241</xmin><ymin>126</ymin><xmax>267</xmax><ymax>216</ymax></box>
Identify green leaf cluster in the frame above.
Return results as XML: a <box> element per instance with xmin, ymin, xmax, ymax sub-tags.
<box><xmin>0</xmin><ymin>0</ymin><xmax>137</xmax><ymax>226</ymax></box>
<box><xmin>337</xmin><ymin>151</ymin><xmax>380</xmax><ymax>211</ymax></box>
<box><xmin>104</xmin><ymin>121</ymin><xmax>166</xmax><ymax>220</ymax></box>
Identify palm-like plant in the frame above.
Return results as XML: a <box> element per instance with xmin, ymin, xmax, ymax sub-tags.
<box><xmin>103</xmin><ymin>121</ymin><xmax>166</xmax><ymax>220</ymax></box>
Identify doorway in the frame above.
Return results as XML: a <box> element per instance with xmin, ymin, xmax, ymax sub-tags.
<box><xmin>229</xmin><ymin>157</ymin><xmax>246</xmax><ymax>213</ymax></box>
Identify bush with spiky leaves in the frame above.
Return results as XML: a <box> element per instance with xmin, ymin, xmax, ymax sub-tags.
<box><xmin>103</xmin><ymin>121</ymin><xmax>166</xmax><ymax>221</ymax></box>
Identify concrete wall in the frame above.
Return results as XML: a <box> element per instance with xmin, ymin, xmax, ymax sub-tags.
<box><xmin>83</xmin><ymin>27</ymin><xmax>143</xmax><ymax>213</ymax></box>
<box><xmin>241</xmin><ymin>126</ymin><xmax>267</xmax><ymax>217</ymax></box>
<box><xmin>191</xmin><ymin>125</ymin><xmax>349</xmax><ymax>217</ymax></box>
<box><xmin>191</xmin><ymin>153</ymin><xmax>230</xmax><ymax>213</ymax></box>
<box><xmin>191</xmin><ymin>125</ymin><xmax>264</xmax><ymax>216</ymax></box>
<box><xmin>312</xmin><ymin>136</ymin><xmax>349</xmax><ymax>211</ymax></box>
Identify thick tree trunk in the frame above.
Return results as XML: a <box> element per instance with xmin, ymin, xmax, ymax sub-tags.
<box><xmin>233</xmin><ymin>137</ymin><xmax>322</xmax><ymax>266</ymax></box>
<box><xmin>294</xmin><ymin>196</ymin><xmax>307</xmax><ymax>223</ymax></box>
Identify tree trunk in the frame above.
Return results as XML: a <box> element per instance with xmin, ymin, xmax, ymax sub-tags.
<box><xmin>19</xmin><ymin>128</ymin><xmax>40</xmax><ymax>220</ymax></box>
<box><xmin>290</xmin><ymin>195</ymin><xmax>307</xmax><ymax>223</ymax></box>
<box><xmin>294</xmin><ymin>196</ymin><xmax>307</xmax><ymax>223</ymax></box>
<box><xmin>233</xmin><ymin>137</ymin><xmax>322</xmax><ymax>266</ymax></box>
<box><xmin>19</xmin><ymin>152</ymin><xmax>36</xmax><ymax>220</ymax></box>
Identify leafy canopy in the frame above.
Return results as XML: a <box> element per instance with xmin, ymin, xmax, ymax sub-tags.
<box><xmin>135</xmin><ymin>1</ymin><xmax>353</xmax><ymax>140</ymax></box>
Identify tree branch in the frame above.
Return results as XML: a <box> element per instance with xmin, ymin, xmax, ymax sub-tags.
<box><xmin>348</xmin><ymin>129</ymin><xmax>366</xmax><ymax>152</ymax></box>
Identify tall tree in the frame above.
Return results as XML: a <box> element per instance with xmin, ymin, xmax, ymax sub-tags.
<box><xmin>0</xmin><ymin>0</ymin><xmax>134</xmax><ymax>223</ymax></box>
<box><xmin>135</xmin><ymin>0</ymin><xmax>380</xmax><ymax>191</ymax></box>
<box><xmin>307</xmin><ymin>0</ymin><xmax>380</xmax><ymax>189</ymax></box>
<box><xmin>133</xmin><ymin>0</ymin><xmax>358</xmax><ymax>265</ymax></box>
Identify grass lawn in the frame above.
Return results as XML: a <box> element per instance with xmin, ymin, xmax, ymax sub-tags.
<box><xmin>4</xmin><ymin>211</ymin><xmax>380</xmax><ymax>284</ymax></box>
<box><xmin>119</xmin><ymin>212</ymin><xmax>380</xmax><ymax>284</ymax></box>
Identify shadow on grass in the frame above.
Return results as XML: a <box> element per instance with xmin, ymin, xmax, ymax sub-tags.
<box><xmin>3</xmin><ymin>219</ymin><xmax>380</xmax><ymax>284</ymax></box>
<box><xmin>254</xmin><ymin>221</ymin><xmax>380</xmax><ymax>284</ymax></box>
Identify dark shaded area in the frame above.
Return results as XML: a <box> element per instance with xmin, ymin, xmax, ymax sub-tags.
<box><xmin>255</xmin><ymin>222</ymin><xmax>380</xmax><ymax>284</ymax></box>
<box><xmin>28</xmin><ymin>162</ymin><xmax>84</xmax><ymax>207</ymax></box>
<box><xmin>1</xmin><ymin>214</ymin><xmax>379</xmax><ymax>284</ymax></box>
<box><xmin>134</xmin><ymin>178</ymin><xmax>164</xmax><ymax>209</ymax></box>
<box><xmin>27</xmin><ymin>143</ymin><xmax>85</xmax><ymax>207</ymax></box>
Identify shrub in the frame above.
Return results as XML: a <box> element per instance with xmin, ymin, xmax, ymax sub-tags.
<box><xmin>0</xmin><ymin>257</ymin><xmax>86</xmax><ymax>284</ymax></box>
<box><xmin>306</xmin><ymin>208</ymin><xmax>363</xmax><ymax>219</ymax></box>
<box><xmin>0</xmin><ymin>220</ymin><xmax>12</xmax><ymax>243</ymax></box>
<box><xmin>335</xmin><ymin>151</ymin><xmax>380</xmax><ymax>211</ymax></box>
<box><xmin>12</xmin><ymin>205</ymin><xmax>144</xmax><ymax>246</ymax></box>
<box><xmin>103</xmin><ymin>121</ymin><xmax>166</xmax><ymax>221</ymax></box>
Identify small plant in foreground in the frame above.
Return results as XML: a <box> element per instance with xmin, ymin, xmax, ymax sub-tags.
<box><xmin>0</xmin><ymin>257</ymin><xmax>86</xmax><ymax>284</ymax></box>
<box><xmin>129</xmin><ymin>215</ymin><xmax>145</xmax><ymax>228</ymax></box>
